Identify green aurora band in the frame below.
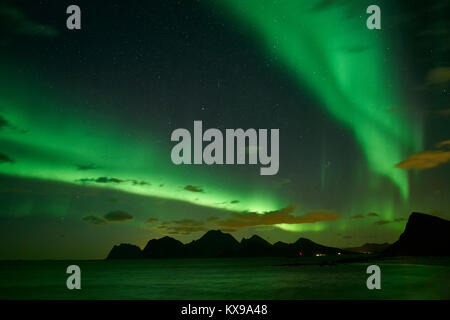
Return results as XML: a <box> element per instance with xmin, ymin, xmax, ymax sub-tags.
<box><xmin>210</xmin><ymin>0</ymin><xmax>423</xmax><ymax>200</ymax></box>
<box><xmin>0</xmin><ymin>80</ymin><xmax>284</xmax><ymax>214</ymax></box>
<box><xmin>0</xmin><ymin>0</ymin><xmax>422</xmax><ymax>234</ymax></box>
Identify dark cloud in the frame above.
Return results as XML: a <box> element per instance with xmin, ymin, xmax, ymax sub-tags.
<box><xmin>230</xmin><ymin>200</ymin><xmax>240</xmax><ymax>204</ymax></box>
<box><xmin>153</xmin><ymin>219</ymin><xmax>207</xmax><ymax>235</ymax></box>
<box><xmin>0</xmin><ymin>115</ymin><xmax>12</xmax><ymax>130</ymax></box>
<box><xmin>0</xmin><ymin>114</ymin><xmax>25</xmax><ymax>133</ymax></box>
<box><xmin>83</xmin><ymin>210</ymin><xmax>134</xmax><ymax>225</ymax></box>
<box><xmin>77</xmin><ymin>177</ymin><xmax>150</xmax><ymax>186</ymax></box>
<box><xmin>214</xmin><ymin>206</ymin><xmax>339</xmax><ymax>230</ymax></box>
<box><xmin>347</xmin><ymin>212</ymin><xmax>381</xmax><ymax>219</ymax></box>
<box><xmin>145</xmin><ymin>217</ymin><xmax>159</xmax><ymax>224</ymax></box>
<box><xmin>78</xmin><ymin>177</ymin><xmax>125</xmax><ymax>184</ymax></box>
<box><xmin>131</xmin><ymin>180</ymin><xmax>150</xmax><ymax>186</ymax></box>
<box><xmin>375</xmin><ymin>218</ymin><xmax>406</xmax><ymax>225</ymax></box>
<box><xmin>104</xmin><ymin>210</ymin><xmax>134</xmax><ymax>222</ymax></box>
<box><xmin>76</xmin><ymin>164</ymin><xmax>98</xmax><ymax>171</ymax></box>
<box><xmin>83</xmin><ymin>215</ymin><xmax>108</xmax><ymax>226</ymax></box>
<box><xmin>375</xmin><ymin>220</ymin><xmax>391</xmax><ymax>225</ymax></box>
<box><xmin>0</xmin><ymin>152</ymin><xmax>14</xmax><ymax>164</ymax></box>
<box><xmin>184</xmin><ymin>185</ymin><xmax>203</xmax><ymax>193</ymax></box>
<box><xmin>95</xmin><ymin>177</ymin><xmax>124</xmax><ymax>184</ymax></box>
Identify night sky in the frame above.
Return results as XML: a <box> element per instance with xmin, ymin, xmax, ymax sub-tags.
<box><xmin>0</xmin><ymin>0</ymin><xmax>449</xmax><ymax>259</ymax></box>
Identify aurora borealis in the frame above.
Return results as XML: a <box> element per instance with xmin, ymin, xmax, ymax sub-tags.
<box><xmin>0</xmin><ymin>0</ymin><xmax>449</xmax><ymax>259</ymax></box>
<box><xmin>211</xmin><ymin>0</ymin><xmax>423</xmax><ymax>200</ymax></box>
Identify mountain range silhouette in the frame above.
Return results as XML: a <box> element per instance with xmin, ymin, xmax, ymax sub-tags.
<box><xmin>107</xmin><ymin>229</ymin><xmax>346</xmax><ymax>259</ymax></box>
<box><xmin>107</xmin><ymin>212</ymin><xmax>450</xmax><ymax>259</ymax></box>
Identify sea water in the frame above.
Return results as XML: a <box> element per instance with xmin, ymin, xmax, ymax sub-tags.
<box><xmin>0</xmin><ymin>257</ymin><xmax>449</xmax><ymax>299</ymax></box>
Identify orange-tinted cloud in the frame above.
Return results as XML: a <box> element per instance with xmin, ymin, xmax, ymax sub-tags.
<box><xmin>396</xmin><ymin>150</ymin><xmax>450</xmax><ymax>169</ymax></box>
<box><xmin>396</xmin><ymin>140</ymin><xmax>450</xmax><ymax>169</ymax></box>
<box><xmin>350</xmin><ymin>214</ymin><xmax>364</xmax><ymax>219</ymax></box>
<box><xmin>367</xmin><ymin>212</ymin><xmax>379</xmax><ymax>217</ymax></box>
<box><xmin>152</xmin><ymin>207</ymin><xmax>339</xmax><ymax>234</ymax></box>
<box><xmin>426</xmin><ymin>67</ymin><xmax>450</xmax><ymax>86</ymax></box>
<box><xmin>436</xmin><ymin>109</ymin><xmax>450</xmax><ymax>117</ymax></box>
<box><xmin>436</xmin><ymin>140</ymin><xmax>450</xmax><ymax>148</ymax></box>
<box><xmin>215</xmin><ymin>206</ymin><xmax>339</xmax><ymax>230</ymax></box>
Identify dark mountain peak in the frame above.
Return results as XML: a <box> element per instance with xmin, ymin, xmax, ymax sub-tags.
<box><xmin>200</xmin><ymin>229</ymin><xmax>234</xmax><ymax>239</ymax></box>
<box><xmin>107</xmin><ymin>243</ymin><xmax>141</xmax><ymax>259</ymax></box>
<box><xmin>384</xmin><ymin>212</ymin><xmax>450</xmax><ymax>256</ymax></box>
<box><xmin>187</xmin><ymin>230</ymin><xmax>240</xmax><ymax>257</ymax></box>
<box><xmin>238</xmin><ymin>234</ymin><xmax>273</xmax><ymax>257</ymax></box>
<box><xmin>241</xmin><ymin>234</ymin><xmax>270</xmax><ymax>246</ymax></box>
<box><xmin>143</xmin><ymin>236</ymin><xmax>183</xmax><ymax>250</ymax></box>
<box><xmin>249</xmin><ymin>234</ymin><xmax>264</xmax><ymax>241</ymax></box>
<box><xmin>202</xmin><ymin>229</ymin><xmax>224</xmax><ymax>237</ymax></box>
<box><xmin>402</xmin><ymin>212</ymin><xmax>450</xmax><ymax>238</ymax></box>
<box><xmin>198</xmin><ymin>230</ymin><xmax>240</xmax><ymax>245</ymax></box>
<box><xmin>142</xmin><ymin>236</ymin><xmax>185</xmax><ymax>258</ymax></box>
<box><xmin>294</xmin><ymin>237</ymin><xmax>315</xmax><ymax>245</ymax></box>
<box><xmin>408</xmin><ymin>212</ymin><xmax>448</xmax><ymax>226</ymax></box>
<box><xmin>273</xmin><ymin>241</ymin><xmax>288</xmax><ymax>246</ymax></box>
<box><xmin>158</xmin><ymin>236</ymin><xmax>182</xmax><ymax>243</ymax></box>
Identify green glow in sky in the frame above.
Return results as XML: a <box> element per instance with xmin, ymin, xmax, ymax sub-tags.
<box><xmin>0</xmin><ymin>0</ymin><xmax>425</xmax><ymax>235</ymax></box>
<box><xmin>211</xmin><ymin>0</ymin><xmax>423</xmax><ymax>199</ymax></box>
<box><xmin>0</xmin><ymin>90</ymin><xmax>284</xmax><ymax>214</ymax></box>
<box><xmin>0</xmin><ymin>1</ymin><xmax>446</xmax><ymax>260</ymax></box>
